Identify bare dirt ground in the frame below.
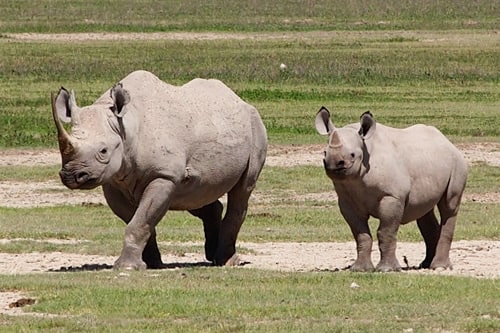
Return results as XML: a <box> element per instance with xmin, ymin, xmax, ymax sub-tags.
<box><xmin>4</xmin><ymin>31</ymin><xmax>497</xmax><ymax>44</ymax></box>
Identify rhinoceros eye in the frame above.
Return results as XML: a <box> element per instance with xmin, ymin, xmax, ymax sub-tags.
<box><xmin>96</xmin><ymin>146</ymin><xmax>110</xmax><ymax>163</ymax></box>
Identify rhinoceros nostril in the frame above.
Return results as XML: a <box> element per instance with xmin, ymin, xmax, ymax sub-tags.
<box><xmin>336</xmin><ymin>160</ymin><xmax>345</xmax><ymax>168</ymax></box>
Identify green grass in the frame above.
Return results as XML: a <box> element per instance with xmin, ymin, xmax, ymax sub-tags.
<box><xmin>0</xmin><ymin>0</ymin><xmax>498</xmax><ymax>32</ymax></box>
<box><xmin>0</xmin><ymin>162</ymin><xmax>497</xmax><ymax>250</ymax></box>
<box><xmin>0</xmin><ymin>165</ymin><xmax>59</xmax><ymax>182</ymax></box>
<box><xmin>0</xmin><ymin>201</ymin><xmax>497</xmax><ymax>252</ymax></box>
<box><xmin>0</xmin><ymin>269</ymin><xmax>498</xmax><ymax>332</ymax></box>
<box><xmin>0</xmin><ymin>31</ymin><xmax>499</xmax><ymax>146</ymax></box>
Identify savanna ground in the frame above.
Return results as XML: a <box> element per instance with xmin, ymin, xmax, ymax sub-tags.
<box><xmin>0</xmin><ymin>1</ymin><xmax>499</xmax><ymax>332</ymax></box>
<box><xmin>0</xmin><ymin>142</ymin><xmax>499</xmax><ymax>281</ymax></box>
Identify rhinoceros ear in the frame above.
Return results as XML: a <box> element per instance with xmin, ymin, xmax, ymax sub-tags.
<box><xmin>54</xmin><ymin>87</ymin><xmax>79</xmax><ymax>124</ymax></box>
<box><xmin>315</xmin><ymin>106</ymin><xmax>335</xmax><ymax>136</ymax></box>
<box><xmin>110</xmin><ymin>83</ymin><xmax>131</xmax><ymax>118</ymax></box>
<box><xmin>359</xmin><ymin>111</ymin><xmax>376</xmax><ymax>139</ymax></box>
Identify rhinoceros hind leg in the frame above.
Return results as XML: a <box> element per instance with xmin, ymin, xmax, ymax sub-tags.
<box><xmin>213</xmin><ymin>186</ymin><xmax>251</xmax><ymax>266</ymax></box>
<box><xmin>214</xmin><ymin>156</ymin><xmax>264</xmax><ymax>265</ymax></box>
<box><xmin>429</xmin><ymin>210</ymin><xmax>457</xmax><ymax>270</ymax></box>
<box><xmin>417</xmin><ymin>210</ymin><xmax>440</xmax><ymax>269</ymax></box>
<box><xmin>189</xmin><ymin>200</ymin><xmax>223</xmax><ymax>262</ymax></box>
<box><xmin>142</xmin><ymin>228</ymin><xmax>165</xmax><ymax>269</ymax></box>
<box><xmin>429</xmin><ymin>188</ymin><xmax>463</xmax><ymax>270</ymax></box>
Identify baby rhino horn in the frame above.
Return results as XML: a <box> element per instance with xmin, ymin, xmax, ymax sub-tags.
<box><xmin>329</xmin><ymin>130</ymin><xmax>342</xmax><ymax>147</ymax></box>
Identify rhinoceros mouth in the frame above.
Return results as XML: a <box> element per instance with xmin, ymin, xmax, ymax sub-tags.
<box><xmin>59</xmin><ymin>170</ymin><xmax>100</xmax><ymax>190</ymax></box>
<box><xmin>324</xmin><ymin>162</ymin><xmax>353</xmax><ymax>173</ymax></box>
<box><xmin>324</xmin><ymin>163</ymin><xmax>354</xmax><ymax>180</ymax></box>
<box><xmin>330</xmin><ymin>167</ymin><xmax>350</xmax><ymax>176</ymax></box>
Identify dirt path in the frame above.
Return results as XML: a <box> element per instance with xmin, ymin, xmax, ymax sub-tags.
<box><xmin>0</xmin><ymin>239</ymin><xmax>497</xmax><ymax>278</ymax></box>
<box><xmin>4</xmin><ymin>31</ymin><xmax>497</xmax><ymax>44</ymax></box>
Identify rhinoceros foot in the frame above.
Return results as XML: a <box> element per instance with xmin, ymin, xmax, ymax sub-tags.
<box><xmin>113</xmin><ymin>256</ymin><xmax>147</xmax><ymax>270</ymax></box>
<box><xmin>145</xmin><ymin>260</ymin><xmax>166</xmax><ymax>270</ymax></box>
<box><xmin>213</xmin><ymin>253</ymin><xmax>240</xmax><ymax>267</ymax></box>
<box><xmin>429</xmin><ymin>257</ymin><xmax>452</xmax><ymax>270</ymax></box>
<box><xmin>376</xmin><ymin>262</ymin><xmax>402</xmax><ymax>272</ymax></box>
<box><xmin>204</xmin><ymin>239</ymin><xmax>218</xmax><ymax>262</ymax></box>
<box><xmin>349</xmin><ymin>260</ymin><xmax>375</xmax><ymax>272</ymax></box>
<box><xmin>375</xmin><ymin>257</ymin><xmax>402</xmax><ymax>272</ymax></box>
<box><xmin>224</xmin><ymin>254</ymin><xmax>241</xmax><ymax>266</ymax></box>
<box><xmin>419</xmin><ymin>259</ymin><xmax>432</xmax><ymax>269</ymax></box>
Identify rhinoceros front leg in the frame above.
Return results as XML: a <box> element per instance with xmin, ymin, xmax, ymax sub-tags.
<box><xmin>113</xmin><ymin>178</ymin><xmax>174</xmax><ymax>270</ymax></box>
<box><xmin>103</xmin><ymin>184</ymin><xmax>164</xmax><ymax>269</ymax></box>
<box><xmin>375</xmin><ymin>196</ymin><xmax>404</xmax><ymax>272</ymax></box>
<box><xmin>339</xmin><ymin>199</ymin><xmax>374</xmax><ymax>272</ymax></box>
<box><xmin>189</xmin><ymin>200</ymin><xmax>223</xmax><ymax>262</ymax></box>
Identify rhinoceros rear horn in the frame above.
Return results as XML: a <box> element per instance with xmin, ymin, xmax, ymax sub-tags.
<box><xmin>315</xmin><ymin>106</ymin><xmax>335</xmax><ymax>136</ymax></box>
<box><xmin>110</xmin><ymin>83</ymin><xmax>130</xmax><ymax>118</ymax></box>
<box><xmin>51</xmin><ymin>90</ymin><xmax>76</xmax><ymax>163</ymax></box>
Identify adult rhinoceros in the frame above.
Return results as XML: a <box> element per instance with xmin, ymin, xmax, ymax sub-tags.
<box><xmin>315</xmin><ymin>107</ymin><xmax>467</xmax><ymax>272</ymax></box>
<box><xmin>51</xmin><ymin>70</ymin><xmax>267</xmax><ymax>270</ymax></box>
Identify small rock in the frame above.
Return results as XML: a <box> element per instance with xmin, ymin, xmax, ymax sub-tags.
<box><xmin>350</xmin><ymin>282</ymin><xmax>360</xmax><ymax>289</ymax></box>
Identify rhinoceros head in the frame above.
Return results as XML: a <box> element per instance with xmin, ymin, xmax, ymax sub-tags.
<box><xmin>51</xmin><ymin>84</ymin><xmax>130</xmax><ymax>189</ymax></box>
<box><xmin>315</xmin><ymin>107</ymin><xmax>375</xmax><ymax>180</ymax></box>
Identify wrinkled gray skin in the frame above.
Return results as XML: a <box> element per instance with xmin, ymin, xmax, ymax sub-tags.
<box><xmin>52</xmin><ymin>70</ymin><xmax>267</xmax><ymax>270</ymax></box>
<box><xmin>315</xmin><ymin>107</ymin><xmax>467</xmax><ymax>272</ymax></box>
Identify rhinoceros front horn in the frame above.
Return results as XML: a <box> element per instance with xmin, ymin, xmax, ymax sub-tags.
<box><xmin>51</xmin><ymin>91</ymin><xmax>75</xmax><ymax>164</ymax></box>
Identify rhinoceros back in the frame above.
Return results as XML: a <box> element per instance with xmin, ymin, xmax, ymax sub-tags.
<box><xmin>102</xmin><ymin>70</ymin><xmax>261</xmax><ymax>209</ymax></box>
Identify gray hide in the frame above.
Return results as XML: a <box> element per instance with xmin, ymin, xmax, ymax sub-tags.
<box><xmin>52</xmin><ymin>70</ymin><xmax>267</xmax><ymax>269</ymax></box>
<box><xmin>315</xmin><ymin>107</ymin><xmax>467</xmax><ymax>272</ymax></box>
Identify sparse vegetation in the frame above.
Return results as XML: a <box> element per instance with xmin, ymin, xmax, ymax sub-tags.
<box><xmin>0</xmin><ymin>34</ymin><xmax>499</xmax><ymax>147</ymax></box>
<box><xmin>0</xmin><ymin>1</ymin><xmax>499</xmax><ymax>332</ymax></box>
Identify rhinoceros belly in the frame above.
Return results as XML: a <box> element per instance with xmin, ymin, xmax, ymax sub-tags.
<box><xmin>401</xmin><ymin>172</ymin><xmax>450</xmax><ymax>223</ymax></box>
<box><xmin>169</xmin><ymin>151</ymin><xmax>249</xmax><ymax>210</ymax></box>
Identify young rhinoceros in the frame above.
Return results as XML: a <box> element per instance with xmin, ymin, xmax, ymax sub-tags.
<box><xmin>52</xmin><ymin>70</ymin><xmax>267</xmax><ymax>270</ymax></box>
<box><xmin>315</xmin><ymin>107</ymin><xmax>467</xmax><ymax>272</ymax></box>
